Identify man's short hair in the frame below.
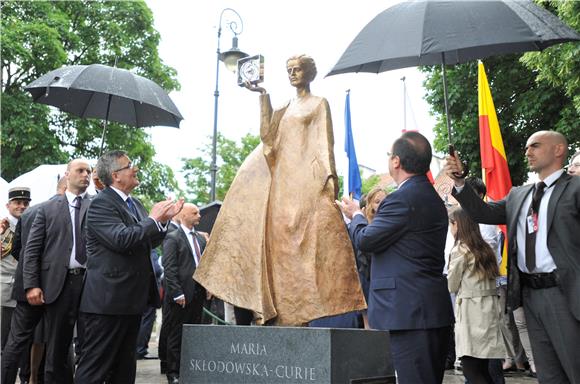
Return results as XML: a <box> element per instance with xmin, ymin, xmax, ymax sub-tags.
<box><xmin>96</xmin><ymin>150</ymin><xmax>127</xmax><ymax>187</ymax></box>
<box><xmin>392</xmin><ymin>131</ymin><xmax>432</xmax><ymax>174</ymax></box>
<box><xmin>466</xmin><ymin>177</ymin><xmax>487</xmax><ymax>198</ymax></box>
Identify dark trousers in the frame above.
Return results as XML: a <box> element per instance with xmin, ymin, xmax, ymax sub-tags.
<box><xmin>158</xmin><ymin>299</ymin><xmax>169</xmax><ymax>373</ymax></box>
<box><xmin>44</xmin><ymin>273</ymin><xmax>83</xmax><ymax>384</ymax></box>
<box><xmin>462</xmin><ymin>356</ymin><xmax>494</xmax><ymax>384</ymax></box>
<box><xmin>74</xmin><ymin>312</ymin><xmax>141</xmax><ymax>384</ymax></box>
<box><xmin>234</xmin><ymin>306</ymin><xmax>253</xmax><ymax>325</ymax></box>
<box><xmin>0</xmin><ymin>301</ymin><xmax>43</xmax><ymax>384</ymax></box>
<box><xmin>523</xmin><ymin>285</ymin><xmax>580</xmax><ymax>384</ymax></box>
<box><xmin>136</xmin><ymin>306</ymin><xmax>157</xmax><ymax>357</ymax></box>
<box><xmin>165</xmin><ymin>292</ymin><xmax>205</xmax><ymax>376</ymax></box>
<box><xmin>1</xmin><ymin>305</ymin><xmax>15</xmax><ymax>350</ymax></box>
<box><xmin>389</xmin><ymin>326</ymin><xmax>451</xmax><ymax>384</ymax></box>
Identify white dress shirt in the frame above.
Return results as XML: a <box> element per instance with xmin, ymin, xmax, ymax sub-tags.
<box><xmin>516</xmin><ymin>170</ymin><xmax>563</xmax><ymax>273</ymax></box>
<box><xmin>65</xmin><ymin>190</ymin><xmax>87</xmax><ymax>269</ymax></box>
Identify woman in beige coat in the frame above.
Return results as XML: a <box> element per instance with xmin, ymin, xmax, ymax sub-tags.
<box><xmin>448</xmin><ymin>208</ymin><xmax>506</xmax><ymax>384</ymax></box>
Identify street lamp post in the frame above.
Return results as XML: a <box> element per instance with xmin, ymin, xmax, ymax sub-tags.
<box><xmin>210</xmin><ymin>8</ymin><xmax>248</xmax><ymax>202</ymax></box>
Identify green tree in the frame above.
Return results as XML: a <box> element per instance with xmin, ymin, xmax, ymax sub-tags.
<box><xmin>1</xmin><ymin>0</ymin><xmax>180</xmax><ymax>204</ymax></box>
<box><xmin>520</xmin><ymin>0</ymin><xmax>580</xmax><ymax>138</ymax></box>
<box><xmin>422</xmin><ymin>4</ymin><xmax>579</xmax><ymax>186</ymax></box>
<box><xmin>182</xmin><ymin>133</ymin><xmax>260</xmax><ymax>204</ymax></box>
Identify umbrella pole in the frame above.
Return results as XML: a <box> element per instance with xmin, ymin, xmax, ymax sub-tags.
<box><xmin>98</xmin><ymin>94</ymin><xmax>113</xmax><ymax>157</ymax></box>
<box><xmin>441</xmin><ymin>55</ymin><xmax>468</xmax><ymax>178</ymax></box>
<box><xmin>440</xmin><ymin>58</ymin><xmax>453</xmax><ymax>151</ymax></box>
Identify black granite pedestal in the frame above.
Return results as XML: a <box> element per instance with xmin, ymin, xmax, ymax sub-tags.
<box><xmin>180</xmin><ymin>325</ymin><xmax>395</xmax><ymax>384</ymax></box>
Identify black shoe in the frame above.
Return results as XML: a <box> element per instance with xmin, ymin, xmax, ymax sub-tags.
<box><xmin>167</xmin><ymin>374</ymin><xmax>179</xmax><ymax>384</ymax></box>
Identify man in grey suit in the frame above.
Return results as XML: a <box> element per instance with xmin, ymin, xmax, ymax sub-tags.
<box><xmin>161</xmin><ymin>203</ymin><xmax>206</xmax><ymax>384</ymax></box>
<box><xmin>1</xmin><ymin>178</ymin><xmax>67</xmax><ymax>384</ymax></box>
<box><xmin>74</xmin><ymin>150</ymin><xmax>183</xmax><ymax>384</ymax></box>
<box><xmin>446</xmin><ymin>130</ymin><xmax>580</xmax><ymax>384</ymax></box>
<box><xmin>23</xmin><ymin>159</ymin><xmax>92</xmax><ymax>384</ymax></box>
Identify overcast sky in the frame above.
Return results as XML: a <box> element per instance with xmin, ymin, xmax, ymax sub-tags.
<box><xmin>144</xmin><ymin>0</ymin><xmax>437</xmax><ymax>189</ymax></box>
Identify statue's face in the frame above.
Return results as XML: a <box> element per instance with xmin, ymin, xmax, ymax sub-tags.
<box><xmin>287</xmin><ymin>60</ymin><xmax>307</xmax><ymax>88</ymax></box>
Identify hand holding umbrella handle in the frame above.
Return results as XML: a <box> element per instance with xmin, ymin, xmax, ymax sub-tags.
<box><xmin>448</xmin><ymin>144</ymin><xmax>469</xmax><ymax>179</ymax></box>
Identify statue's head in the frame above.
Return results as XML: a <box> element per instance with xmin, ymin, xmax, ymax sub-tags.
<box><xmin>286</xmin><ymin>54</ymin><xmax>317</xmax><ymax>83</ymax></box>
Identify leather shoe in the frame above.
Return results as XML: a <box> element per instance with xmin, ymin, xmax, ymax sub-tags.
<box><xmin>167</xmin><ymin>375</ymin><xmax>179</xmax><ymax>384</ymax></box>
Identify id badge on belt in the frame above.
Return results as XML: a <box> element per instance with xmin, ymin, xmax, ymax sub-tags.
<box><xmin>527</xmin><ymin>213</ymin><xmax>538</xmax><ymax>234</ymax></box>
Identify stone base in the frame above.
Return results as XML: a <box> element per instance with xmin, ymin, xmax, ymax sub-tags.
<box><xmin>180</xmin><ymin>325</ymin><xmax>395</xmax><ymax>384</ymax></box>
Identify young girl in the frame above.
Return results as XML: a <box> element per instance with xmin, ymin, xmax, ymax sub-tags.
<box><xmin>448</xmin><ymin>208</ymin><xmax>505</xmax><ymax>384</ymax></box>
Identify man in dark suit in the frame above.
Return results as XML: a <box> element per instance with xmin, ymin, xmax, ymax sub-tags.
<box><xmin>446</xmin><ymin>130</ymin><xmax>580</xmax><ymax>383</ymax></box>
<box><xmin>74</xmin><ymin>150</ymin><xmax>183</xmax><ymax>384</ymax></box>
<box><xmin>337</xmin><ymin>131</ymin><xmax>454</xmax><ymax>384</ymax></box>
<box><xmin>22</xmin><ymin>159</ymin><xmax>92</xmax><ymax>384</ymax></box>
<box><xmin>161</xmin><ymin>203</ymin><xmax>206</xmax><ymax>384</ymax></box>
<box><xmin>1</xmin><ymin>177</ymin><xmax>67</xmax><ymax>384</ymax></box>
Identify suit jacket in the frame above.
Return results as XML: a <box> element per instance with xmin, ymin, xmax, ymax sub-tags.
<box><xmin>452</xmin><ymin>172</ymin><xmax>580</xmax><ymax>320</ymax></box>
<box><xmin>23</xmin><ymin>194</ymin><xmax>91</xmax><ymax>305</ymax></box>
<box><xmin>10</xmin><ymin>203</ymin><xmax>44</xmax><ymax>302</ymax></box>
<box><xmin>349</xmin><ymin>175</ymin><xmax>454</xmax><ymax>331</ymax></box>
<box><xmin>79</xmin><ymin>187</ymin><xmax>165</xmax><ymax>315</ymax></box>
<box><xmin>162</xmin><ymin>227</ymin><xmax>206</xmax><ymax>304</ymax></box>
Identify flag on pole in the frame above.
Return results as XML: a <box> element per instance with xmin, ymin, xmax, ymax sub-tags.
<box><xmin>478</xmin><ymin>60</ymin><xmax>512</xmax><ymax>275</ymax></box>
<box><xmin>345</xmin><ymin>90</ymin><xmax>362</xmax><ymax>200</ymax></box>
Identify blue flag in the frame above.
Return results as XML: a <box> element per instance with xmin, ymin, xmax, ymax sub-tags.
<box><xmin>344</xmin><ymin>91</ymin><xmax>362</xmax><ymax>200</ymax></box>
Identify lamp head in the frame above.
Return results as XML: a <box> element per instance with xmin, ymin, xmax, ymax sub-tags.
<box><xmin>220</xmin><ymin>36</ymin><xmax>249</xmax><ymax>73</ymax></box>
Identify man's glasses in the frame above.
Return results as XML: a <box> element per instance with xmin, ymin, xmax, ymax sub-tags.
<box><xmin>114</xmin><ymin>162</ymin><xmax>134</xmax><ymax>172</ymax></box>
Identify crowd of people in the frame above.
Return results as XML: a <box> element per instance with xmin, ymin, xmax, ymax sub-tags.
<box><xmin>0</xmin><ymin>55</ymin><xmax>578</xmax><ymax>384</ymax></box>
<box><xmin>336</xmin><ymin>130</ymin><xmax>579</xmax><ymax>384</ymax></box>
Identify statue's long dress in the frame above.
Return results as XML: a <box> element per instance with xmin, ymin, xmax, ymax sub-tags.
<box><xmin>194</xmin><ymin>94</ymin><xmax>366</xmax><ymax>325</ymax></box>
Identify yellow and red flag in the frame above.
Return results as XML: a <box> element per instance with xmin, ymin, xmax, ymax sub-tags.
<box><xmin>478</xmin><ymin>60</ymin><xmax>512</xmax><ymax>275</ymax></box>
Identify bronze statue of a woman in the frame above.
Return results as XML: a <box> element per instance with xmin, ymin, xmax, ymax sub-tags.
<box><xmin>194</xmin><ymin>54</ymin><xmax>366</xmax><ymax>325</ymax></box>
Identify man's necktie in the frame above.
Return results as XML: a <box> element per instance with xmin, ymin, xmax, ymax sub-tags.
<box><xmin>190</xmin><ymin>231</ymin><xmax>201</xmax><ymax>266</ymax></box>
<box><xmin>73</xmin><ymin>196</ymin><xmax>86</xmax><ymax>265</ymax></box>
<box><xmin>525</xmin><ymin>181</ymin><xmax>546</xmax><ymax>272</ymax></box>
<box><xmin>126</xmin><ymin>197</ymin><xmax>139</xmax><ymax>219</ymax></box>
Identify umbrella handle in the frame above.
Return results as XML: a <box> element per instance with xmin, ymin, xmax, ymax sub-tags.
<box><xmin>448</xmin><ymin>144</ymin><xmax>469</xmax><ymax>179</ymax></box>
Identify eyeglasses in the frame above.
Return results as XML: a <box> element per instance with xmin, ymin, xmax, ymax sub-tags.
<box><xmin>114</xmin><ymin>162</ymin><xmax>134</xmax><ymax>172</ymax></box>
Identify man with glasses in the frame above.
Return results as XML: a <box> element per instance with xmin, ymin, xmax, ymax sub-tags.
<box><xmin>75</xmin><ymin>150</ymin><xmax>183</xmax><ymax>384</ymax></box>
<box><xmin>337</xmin><ymin>131</ymin><xmax>454</xmax><ymax>384</ymax></box>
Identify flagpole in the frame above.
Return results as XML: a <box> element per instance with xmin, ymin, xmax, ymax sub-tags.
<box><xmin>401</xmin><ymin>76</ymin><xmax>406</xmax><ymax>132</ymax></box>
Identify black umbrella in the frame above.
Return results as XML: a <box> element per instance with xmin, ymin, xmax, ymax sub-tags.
<box><xmin>327</xmin><ymin>0</ymin><xmax>580</xmax><ymax>169</ymax></box>
<box><xmin>25</xmin><ymin>64</ymin><xmax>183</xmax><ymax>154</ymax></box>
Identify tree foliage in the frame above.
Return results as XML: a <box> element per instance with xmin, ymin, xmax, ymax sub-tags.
<box><xmin>422</xmin><ymin>0</ymin><xmax>579</xmax><ymax>186</ymax></box>
<box><xmin>1</xmin><ymin>0</ymin><xmax>180</xmax><ymax>204</ymax></box>
<box><xmin>182</xmin><ymin>134</ymin><xmax>261</xmax><ymax>205</ymax></box>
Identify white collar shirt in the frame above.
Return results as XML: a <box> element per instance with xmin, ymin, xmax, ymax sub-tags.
<box><xmin>516</xmin><ymin>169</ymin><xmax>563</xmax><ymax>273</ymax></box>
<box><xmin>65</xmin><ymin>190</ymin><xmax>87</xmax><ymax>269</ymax></box>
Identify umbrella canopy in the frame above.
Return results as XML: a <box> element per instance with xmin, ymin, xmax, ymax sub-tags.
<box><xmin>327</xmin><ymin>0</ymin><xmax>579</xmax><ymax>174</ymax></box>
<box><xmin>25</xmin><ymin>64</ymin><xmax>183</xmax><ymax>153</ymax></box>
<box><xmin>328</xmin><ymin>0</ymin><xmax>580</xmax><ymax>76</ymax></box>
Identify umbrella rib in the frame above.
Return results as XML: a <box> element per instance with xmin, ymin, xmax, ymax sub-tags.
<box><xmin>80</xmin><ymin>91</ymin><xmax>98</xmax><ymax>119</ymax></box>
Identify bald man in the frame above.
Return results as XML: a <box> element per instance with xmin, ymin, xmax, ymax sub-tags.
<box><xmin>23</xmin><ymin>159</ymin><xmax>93</xmax><ymax>384</ymax></box>
<box><xmin>161</xmin><ymin>203</ymin><xmax>206</xmax><ymax>384</ymax></box>
<box><xmin>445</xmin><ymin>131</ymin><xmax>580</xmax><ymax>384</ymax></box>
